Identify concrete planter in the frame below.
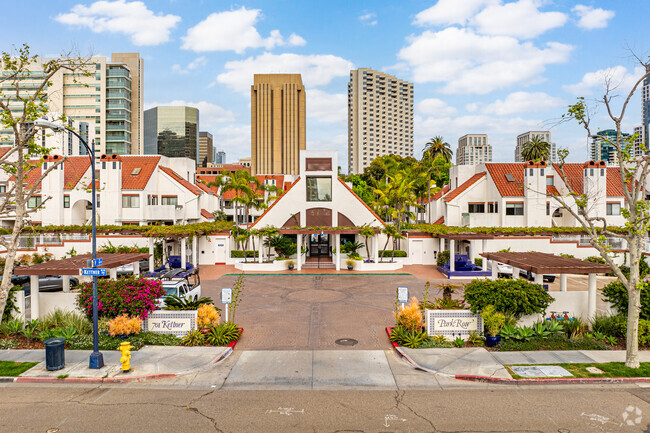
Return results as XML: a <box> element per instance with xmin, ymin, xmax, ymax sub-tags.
<box><xmin>234</xmin><ymin>261</ymin><xmax>286</xmax><ymax>271</ymax></box>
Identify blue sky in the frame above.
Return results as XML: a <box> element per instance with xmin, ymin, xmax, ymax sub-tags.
<box><xmin>3</xmin><ymin>0</ymin><xmax>649</xmax><ymax>169</ymax></box>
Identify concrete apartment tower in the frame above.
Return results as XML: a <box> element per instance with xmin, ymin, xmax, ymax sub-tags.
<box><xmin>347</xmin><ymin>68</ymin><xmax>414</xmax><ymax>174</ymax></box>
<box><xmin>0</xmin><ymin>52</ymin><xmax>144</xmax><ymax>156</ymax></box>
<box><xmin>198</xmin><ymin>131</ymin><xmax>214</xmax><ymax>166</ymax></box>
<box><xmin>515</xmin><ymin>131</ymin><xmax>557</xmax><ymax>162</ymax></box>
<box><xmin>456</xmin><ymin>134</ymin><xmax>492</xmax><ymax>165</ymax></box>
<box><xmin>251</xmin><ymin>74</ymin><xmax>306</xmax><ymax>175</ymax></box>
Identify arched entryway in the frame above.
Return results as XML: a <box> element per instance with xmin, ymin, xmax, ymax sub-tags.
<box><xmin>71</xmin><ymin>199</ymin><xmax>92</xmax><ymax>225</ymax></box>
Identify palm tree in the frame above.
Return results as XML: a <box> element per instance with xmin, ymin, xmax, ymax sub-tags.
<box><xmin>260</xmin><ymin>226</ymin><xmax>279</xmax><ymax>262</ymax></box>
<box><xmin>424</xmin><ymin>136</ymin><xmax>452</xmax><ymax>162</ymax></box>
<box><xmin>380</xmin><ymin>224</ymin><xmax>398</xmax><ymax>263</ymax></box>
<box><xmin>521</xmin><ymin>135</ymin><xmax>551</xmax><ymax>161</ymax></box>
<box><xmin>359</xmin><ymin>226</ymin><xmax>376</xmax><ymax>261</ymax></box>
<box><xmin>220</xmin><ymin>170</ymin><xmax>256</xmax><ymax>225</ymax></box>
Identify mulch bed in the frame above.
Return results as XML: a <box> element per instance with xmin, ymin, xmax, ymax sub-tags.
<box><xmin>1</xmin><ymin>334</ymin><xmax>44</xmax><ymax>350</ymax></box>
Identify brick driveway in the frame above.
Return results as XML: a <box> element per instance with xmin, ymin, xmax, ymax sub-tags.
<box><xmin>202</xmin><ymin>273</ymin><xmax>453</xmax><ymax>350</ymax></box>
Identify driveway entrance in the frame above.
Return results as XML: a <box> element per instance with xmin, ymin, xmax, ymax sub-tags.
<box><xmin>202</xmin><ymin>274</ymin><xmax>428</xmax><ymax>350</ymax></box>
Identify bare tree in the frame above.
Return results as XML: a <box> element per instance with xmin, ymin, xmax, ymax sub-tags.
<box><xmin>558</xmin><ymin>61</ymin><xmax>650</xmax><ymax>368</ymax></box>
<box><xmin>0</xmin><ymin>44</ymin><xmax>91</xmax><ymax>321</ymax></box>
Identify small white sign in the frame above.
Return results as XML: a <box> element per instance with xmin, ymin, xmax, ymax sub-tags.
<box><xmin>397</xmin><ymin>287</ymin><xmax>408</xmax><ymax>304</ymax></box>
<box><xmin>143</xmin><ymin>310</ymin><xmax>197</xmax><ymax>336</ymax></box>
<box><xmin>221</xmin><ymin>288</ymin><xmax>232</xmax><ymax>304</ymax></box>
<box><xmin>426</xmin><ymin>309</ymin><xmax>483</xmax><ymax>340</ymax></box>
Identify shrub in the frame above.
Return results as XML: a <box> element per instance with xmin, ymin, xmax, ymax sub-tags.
<box><xmin>481</xmin><ymin>305</ymin><xmax>505</xmax><ymax>337</ymax></box>
<box><xmin>107</xmin><ymin>315</ymin><xmax>142</xmax><ymax>337</ymax></box>
<box><xmin>164</xmin><ymin>296</ymin><xmax>216</xmax><ymax>311</ymax></box>
<box><xmin>474</xmin><ymin>258</ymin><xmax>483</xmax><ymax>268</ymax></box>
<box><xmin>616</xmin><ymin>319</ymin><xmax>650</xmax><ymax>346</ymax></box>
<box><xmin>347</xmin><ymin>252</ymin><xmax>362</xmax><ymax>260</ymax></box>
<box><xmin>67</xmin><ymin>332</ymin><xmax>180</xmax><ymax>351</ymax></box>
<box><xmin>379</xmin><ymin>250</ymin><xmax>407</xmax><ymax>258</ymax></box>
<box><xmin>197</xmin><ymin>304</ymin><xmax>220</xmax><ymax>328</ymax></box>
<box><xmin>2</xmin><ymin>286</ymin><xmax>21</xmax><ymax>322</ymax></box>
<box><xmin>345</xmin><ymin>258</ymin><xmax>356</xmax><ymax>268</ymax></box>
<box><xmin>559</xmin><ymin>253</ymin><xmax>575</xmax><ymax>258</ymax></box>
<box><xmin>205</xmin><ymin>322</ymin><xmax>241</xmax><ymax>346</ymax></box>
<box><xmin>230</xmin><ymin>250</ymin><xmax>259</xmax><ymax>258</ymax></box>
<box><xmin>585</xmin><ymin>256</ymin><xmax>606</xmax><ymax>264</ymax></box>
<box><xmin>562</xmin><ymin>316</ymin><xmax>587</xmax><ymax>339</ymax></box>
<box><xmin>463</xmin><ymin>278</ymin><xmax>553</xmax><ymax>317</ymax></box>
<box><xmin>39</xmin><ymin>310</ymin><xmax>92</xmax><ymax>335</ymax></box>
<box><xmin>77</xmin><ymin>277</ymin><xmax>165</xmax><ymax>320</ymax></box>
<box><xmin>389</xmin><ymin>326</ymin><xmax>429</xmax><ymax>348</ymax></box>
<box><xmin>602</xmin><ymin>281</ymin><xmax>650</xmax><ymax>321</ymax></box>
<box><xmin>181</xmin><ymin>330</ymin><xmax>205</xmax><ymax>346</ymax></box>
<box><xmin>591</xmin><ymin>314</ymin><xmax>626</xmax><ymax>338</ymax></box>
<box><xmin>395</xmin><ymin>297</ymin><xmax>423</xmax><ymax>332</ymax></box>
<box><xmin>436</xmin><ymin>250</ymin><xmax>450</xmax><ymax>267</ymax></box>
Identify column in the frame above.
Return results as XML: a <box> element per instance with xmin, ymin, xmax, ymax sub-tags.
<box><xmin>534</xmin><ymin>272</ymin><xmax>544</xmax><ymax>286</ymax></box>
<box><xmin>30</xmin><ymin>275</ymin><xmax>39</xmax><ymax>319</ymax></box>
<box><xmin>588</xmin><ymin>273</ymin><xmax>597</xmax><ymax>321</ymax></box>
<box><xmin>449</xmin><ymin>239</ymin><xmax>455</xmax><ymax>272</ymax></box>
<box><xmin>560</xmin><ymin>274</ymin><xmax>568</xmax><ymax>292</ymax></box>
<box><xmin>373</xmin><ymin>235</ymin><xmax>379</xmax><ymax>263</ymax></box>
<box><xmin>335</xmin><ymin>233</ymin><xmax>341</xmax><ymax>271</ymax></box>
<box><xmin>62</xmin><ymin>275</ymin><xmax>71</xmax><ymax>293</ymax></box>
<box><xmin>468</xmin><ymin>240</ymin><xmax>474</xmax><ymax>264</ymax></box>
<box><xmin>193</xmin><ymin>236</ymin><xmax>199</xmax><ymax>267</ymax></box>
<box><xmin>296</xmin><ymin>235</ymin><xmax>302</xmax><ymax>271</ymax></box>
<box><xmin>133</xmin><ymin>261</ymin><xmax>140</xmax><ymax>277</ymax></box>
<box><xmin>258</xmin><ymin>235</ymin><xmax>263</xmax><ymax>263</ymax></box>
<box><xmin>512</xmin><ymin>267</ymin><xmax>520</xmax><ymax>280</ymax></box>
<box><xmin>491</xmin><ymin>260</ymin><xmax>498</xmax><ymax>280</ymax></box>
<box><xmin>181</xmin><ymin>238</ymin><xmax>187</xmax><ymax>269</ymax></box>
<box><xmin>109</xmin><ymin>268</ymin><xmax>117</xmax><ymax>280</ymax></box>
<box><xmin>148</xmin><ymin>238</ymin><xmax>154</xmax><ymax>272</ymax></box>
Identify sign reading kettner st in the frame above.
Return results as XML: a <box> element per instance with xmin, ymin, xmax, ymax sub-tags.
<box><xmin>426</xmin><ymin>310</ymin><xmax>483</xmax><ymax>341</ymax></box>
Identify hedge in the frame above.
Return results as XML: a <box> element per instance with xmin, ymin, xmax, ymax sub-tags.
<box><xmin>602</xmin><ymin>281</ymin><xmax>650</xmax><ymax>321</ymax></box>
<box><xmin>463</xmin><ymin>278</ymin><xmax>554</xmax><ymax>318</ymax></box>
<box><xmin>379</xmin><ymin>250</ymin><xmax>407</xmax><ymax>257</ymax></box>
<box><xmin>230</xmin><ymin>250</ymin><xmax>259</xmax><ymax>258</ymax></box>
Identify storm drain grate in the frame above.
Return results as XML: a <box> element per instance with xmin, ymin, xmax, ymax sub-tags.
<box><xmin>335</xmin><ymin>338</ymin><xmax>358</xmax><ymax>346</ymax></box>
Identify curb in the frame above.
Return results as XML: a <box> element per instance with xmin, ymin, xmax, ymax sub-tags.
<box><xmin>14</xmin><ymin>372</ymin><xmax>177</xmax><ymax>384</ymax></box>
<box><xmin>384</xmin><ymin>326</ymin><xmax>650</xmax><ymax>385</ymax></box>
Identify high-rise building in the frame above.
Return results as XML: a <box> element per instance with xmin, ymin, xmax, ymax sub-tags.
<box><xmin>515</xmin><ymin>131</ymin><xmax>557</xmax><ymax>162</ymax></box>
<box><xmin>198</xmin><ymin>131</ymin><xmax>213</xmax><ymax>167</ymax></box>
<box><xmin>251</xmin><ymin>74</ymin><xmax>306</xmax><ymax>175</ymax></box>
<box><xmin>634</xmin><ymin>126</ymin><xmax>645</xmax><ymax>157</ymax></box>
<box><xmin>456</xmin><ymin>134</ymin><xmax>492</xmax><ymax>165</ymax></box>
<box><xmin>642</xmin><ymin>71</ymin><xmax>650</xmax><ymax>154</ymax></box>
<box><xmin>0</xmin><ymin>53</ymin><xmax>144</xmax><ymax>155</ymax></box>
<box><xmin>144</xmin><ymin>106</ymin><xmax>199</xmax><ymax>163</ymax></box>
<box><xmin>347</xmin><ymin>68</ymin><xmax>414</xmax><ymax>174</ymax></box>
<box><xmin>214</xmin><ymin>149</ymin><xmax>226</xmax><ymax>164</ymax></box>
<box><xmin>590</xmin><ymin>129</ymin><xmax>631</xmax><ymax>165</ymax></box>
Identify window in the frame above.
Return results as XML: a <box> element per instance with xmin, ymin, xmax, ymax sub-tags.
<box><xmin>63</xmin><ymin>196</ymin><xmax>70</xmax><ymax>208</ymax></box>
<box><xmin>147</xmin><ymin>195</ymin><xmax>158</xmax><ymax>205</ymax></box>
<box><xmin>607</xmin><ymin>203</ymin><xmax>621</xmax><ymax>215</ymax></box>
<box><xmin>468</xmin><ymin>203</ymin><xmax>485</xmax><ymax>213</ymax></box>
<box><xmin>122</xmin><ymin>195</ymin><xmax>140</xmax><ymax>208</ymax></box>
<box><xmin>0</xmin><ymin>185</ymin><xmax>5</xmax><ymax>193</ymax></box>
<box><xmin>546</xmin><ymin>176</ymin><xmax>554</xmax><ymax>186</ymax></box>
<box><xmin>505</xmin><ymin>202</ymin><xmax>524</xmax><ymax>216</ymax></box>
<box><xmin>161</xmin><ymin>196</ymin><xmax>178</xmax><ymax>206</ymax></box>
<box><xmin>306</xmin><ymin>177</ymin><xmax>332</xmax><ymax>201</ymax></box>
<box><xmin>546</xmin><ymin>202</ymin><xmax>550</xmax><ymax>216</ymax></box>
<box><xmin>488</xmin><ymin>202</ymin><xmax>498</xmax><ymax>213</ymax></box>
<box><xmin>27</xmin><ymin>196</ymin><xmax>42</xmax><ymax>209</ymax></box>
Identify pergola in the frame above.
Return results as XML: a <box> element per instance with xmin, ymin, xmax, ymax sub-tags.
<box><xmin>14</xmin><ymin>253</ymin><xmax>150</xmax><ymax>319</ymax></box>
<box><xmin>480</xmin><ymin>251</ymin><xmax>612</xmax><ymax>320</ymax></box>
<box><xmin>440</xmin><ymin>233</ymin><xmax>494</xmax><ymax>272</ymax></box>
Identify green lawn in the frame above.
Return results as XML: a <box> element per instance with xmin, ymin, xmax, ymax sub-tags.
<box><xmin>506</xmin><ymin>362</ymin><xmax>650</xmax><ymax>379</ymax></box>
<box><xmin>0</xmin><ymin>361</ymin><xmax>38</xmax><ymax>377</ymax></box>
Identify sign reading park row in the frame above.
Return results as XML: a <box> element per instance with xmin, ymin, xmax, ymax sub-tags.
<box><xmin>143</xmin><ymin>310</ymin><xmax>198</xmax><ymax>337</ymax></box>
<box><xmin>426</xmin><ymin>309</ymin><xmax>483</xmax><ymax>341</ymax></box>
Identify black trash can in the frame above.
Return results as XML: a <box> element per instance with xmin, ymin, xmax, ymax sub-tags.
<box><xmin>44</xmin><ymin>338</ymin><xmax>66</xmax><ymax>371</ymax></box>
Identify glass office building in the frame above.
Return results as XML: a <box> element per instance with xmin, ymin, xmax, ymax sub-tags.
<box><xmin>144</xmin><ymin>106</ymin><xmax>199</xmax><ymax>163</ymax></box>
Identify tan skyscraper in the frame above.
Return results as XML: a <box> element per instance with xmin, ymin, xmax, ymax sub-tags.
<box><xmin>251</xmin><ymin>74</ymin><xmax>306</xmax><ymax>175</ymax></box>
<box><xmin>348</xmin><ymin>68</ymin><xmax>414</xmax><ymax>174</ymax></box>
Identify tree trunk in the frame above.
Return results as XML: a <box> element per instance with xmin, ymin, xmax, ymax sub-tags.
<box><xmin>364</xmin><ymin>236</ymin><xmax>371</xmax><ymax>261</ymax></box>
<box><xmin>380</xmin><ymin>236</ymin><xmax>390</xmax><ymax>263</ymax></box>
<box><xmin>0</xmin><ymin>215</ymin><xmax>24</xmax><ymax>321</ymax></box>
<box><xmin>626</xmin><ymin>241</ymin><xmax>642</xmax><ymax>368</ymax></box>
<box><xmin>391</xmin><ymin>239</ymin><xmax>396</xmax><ymax>263</ymax></box>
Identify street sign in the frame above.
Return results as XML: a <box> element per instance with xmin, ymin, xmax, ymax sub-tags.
<box><xmin>221</xmin><ymin>288</ymin><xmax>232</xmax><ymax>304</ymax></box>
<box><xmin>91</xmin><ymin>258</ymin><xmax>103</xmax><ymax>267</ymax></box>
<box><xmin>397</xmin><ymin>287</ymin><xmax>409</xmax><ymax>304</ymax></box>
<box><xmin>80</xmin><ymin>268</ymin><xmax>107</xmax><ymax>277</ymax></box>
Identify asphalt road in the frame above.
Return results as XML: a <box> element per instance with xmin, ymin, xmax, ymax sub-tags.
<box><xmin>2</xmin><ymin>384</ymin><xmax>650</xmax><ymax>432</ymax></box>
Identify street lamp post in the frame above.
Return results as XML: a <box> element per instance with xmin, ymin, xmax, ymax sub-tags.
<box><xmin>34</xmin><ymin>119</ymin><xmax>104</xmax><ymax>369</ymax></box>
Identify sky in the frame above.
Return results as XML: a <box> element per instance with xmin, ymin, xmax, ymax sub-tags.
<box><xmin>2</xmin><ymin>0</ymin><xmax>649</xmax><ymax>170</ymax></box>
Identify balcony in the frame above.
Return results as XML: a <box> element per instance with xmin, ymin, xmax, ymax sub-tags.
<box><xmin>107</xmin><ymin>68</ymin><xmax>130</xmax><ymax>78</ymax></box>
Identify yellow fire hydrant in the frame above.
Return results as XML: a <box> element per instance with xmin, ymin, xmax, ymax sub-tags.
<box><xmin>119</xmin><ymin>341</ymin><xmax>132</xmax><ymax>373</ymax></box>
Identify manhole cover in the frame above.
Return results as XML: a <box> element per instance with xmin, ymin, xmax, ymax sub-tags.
<box><xmin>335</xmin><ymin>338</ymin><xmax>358</xmax><ymax>346</ymax></box>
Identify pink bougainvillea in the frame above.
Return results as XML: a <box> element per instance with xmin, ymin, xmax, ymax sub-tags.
<box><xmin>76</xmin><ymin>277</ymin><xmax>165</xmax><ymax>320</ymax></box>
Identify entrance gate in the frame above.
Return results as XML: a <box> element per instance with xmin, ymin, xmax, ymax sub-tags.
<box><xmin>306</xmin><ymin>234</ymin><xmax>334</xmax><ymax>269</ymax></box>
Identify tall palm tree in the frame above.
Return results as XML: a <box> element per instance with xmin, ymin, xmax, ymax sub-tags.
<box><xmin>424</xmin><ymin>136</ymin><xmax>452</xmax><ymax>162</ymax></box>
<box><xmin>380</xmin><ymin>224</ymin><xmax>398</xmax><ymax>263</ymax></box>
<box><xmin>219</xmin><ymin>170</ymin><xmax>256</xmax><ymax>225</ymax></box>
<box><xmin>521</xmin><ymin>135</ymin><xmax>551</xmax><ymax>161</ymax></box>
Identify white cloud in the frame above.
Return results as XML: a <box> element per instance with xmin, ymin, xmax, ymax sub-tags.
<box><xmin>572</xmin><ymin>5</ymin><xmax>615</xmax><ymax>30</ymax></box>
<box><xmin>465</xmin><ymin>102</ymin><xmax>482</xmax><ymax>112</ymax></box>
<box><xmin>214</xmin><ymin>124</ymin><xmax>251</xmax><ymax>161</ymax></box>
<box><xmin>171</xmin><ymin>56</ymin><xmax>207</xmax><ymax>74</ymax></box>
<box><xmin>481</xmin><ymin>91</ymin><xmax>565</xmax><ymax>115</ymax></box>
<box><xmin>308</xmin><ymin>90</ymin><xmax>347</xmax><ymax>123</ymax></box>
<box><xmin>414</xmin><ymin>0</ymin><xmax>497</xmax><ymax>26</ymax></box>
<box><xmin>55</xmin><ymin>0</ymin><xmax>180</xmax><ymax>46</ymax></box>
<box><xmin>471</xmin><ymin>0</ymin><xmax>567</xmax><ymax>39</ymax></box>
<box><xmin>181</xmin><ymin>7</ymin><xmax>305</xmax><ymax>53</ymax></box>
<box><xmin>288</xmin><ymin>33</ymin><xmax>307</xmax><ymax>46</ymax></box>
<box><xmin>145</xmin><ymin>100</ymin><xmax>236</xmax><ymax>131</ymax></box>
<box><xmin>216</xmin><ymin>52</ymin><xmax>353</xmax><ymax>94</ymax></box>
<box><xmin>416</xmin><ymin>98</ymin><xmax>458</xmax><ymax>116</ymax></box>
<box><xmin>563</xmin><ymin>65</ymin><xmax>646</xmax><ymax>96</ymax></box>
<box><xmin>397</xmin><ymin>27</ymin><xmax>572</xmax><ymax>94</ymax></box>
<box><xmin>359</xmin><ymin>12</ymin><xmax>378</xmax><ymax>26</ymax></box>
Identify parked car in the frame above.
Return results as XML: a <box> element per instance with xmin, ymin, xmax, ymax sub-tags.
<box><xmin>156</xmin><ymin>267</ymin><xmax>202</xmax><ymax>308</ymax></box>
<box><xmin>18</xmin><ymin>275</ymin><xmax>79</xmax><ymax>296</ymax></box>
<box><xmin>519</xmin><ymin>269</ymin><xmax>556</xmax><ymax>283</ymax></box>
<box><xmin>116</xmin><ymin>259</ymin><xmax>150</xmax><ymax>276</ymax></box>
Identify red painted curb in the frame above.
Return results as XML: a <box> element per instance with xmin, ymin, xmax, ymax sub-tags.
<box><xmin>227</xmin><ymin>328</ymin><xmax>244</xmax><ymax>349</ymax></box>
<box><xmin>14</xmin><ymin>373</ymin><xmax>177</xmax><ymax>384</ymax></box>
<box><xmin>386</xmin><ymin>326</ymin><xmax>399</xmax><ymax>349</ymax></box>
<box><xmin>455</xmin><ymin>374</ymin><xmax>650</xmax><ymax>385</ymax></box>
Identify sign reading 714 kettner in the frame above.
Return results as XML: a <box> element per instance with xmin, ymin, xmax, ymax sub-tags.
<box><xmin>426</xmin><ymin>310</ymin><xmax>483</xmax><ymax>341</ymax></box>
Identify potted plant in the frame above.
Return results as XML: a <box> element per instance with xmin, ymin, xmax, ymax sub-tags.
<box><xmin>481</xmin><ymin>305</ymin><xmax>505</xmax><ymax>347</ymax></box>
<box><xmin>345</xmin><ymin>258</ymin><xmax>356</xmax><ymax>270</ymax></box>
<box><xmin>286</xmin><ymin>259</ymin><xmax>295</xmax><ymax>270</ymax></box>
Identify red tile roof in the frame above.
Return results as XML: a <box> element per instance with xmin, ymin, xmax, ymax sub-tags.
<box><xmin>546</xmin><ymin>185</ymin><xmax>559</xmax><ymax>196</ymax></box>
<box><xmin>201</xmin><ymin>208</ymin><xmax>214</xmax><ymax>219</ymax></box>
<box><xmin>121</xmin><ymin>156</ymin><xmax>161</xmax><ymax>190</ymax></box>
<box><xmin>433</xmin><ymin>216</ymin><xmax>444</xmax><ymax>225</ymax></box>
<box><xmin>195</xmin><ymin>175</ymin><xmax>222</xmax><ymax>193</ymax></box>
<box><xmin>432</xmin><ymin>185</ymin><xmax>450</xmax><ymax>200</ymax></box>
<box><xmin>485</xmin><ymin>163</ymin><xmax>526</xmax><ymax>197</ymax></box>
<box><xmin>606</xmin><ymin>166</ymin><xmax>633</xmax><ymax>197</ymax></box>
<box><xmin>552</xmin><ymin>163</ymin><xmax>583</xmax><ymax>195</ymax></box>
<box><xmin>0</xmin><ymin>147</ymin><xmax>11</xmax><ymax>159</ymax></box>
<box><xmin>159</xmin><ymin>166</ymin><xmax>202</xmax><ymax>195</ymax></box>
<box><xmin>64</xmin><ymin>157</ymin><xmax>91</xmax><ymax>190</ymax></box>
<box><xmin>196</xmin><ymin>164</ymin><xmax>250</xmax><ymax>174</ymax></box>
<box><xmin>195</xmin><ymin>181</ymin><xmax>212</xmax><ymax>194</ymax></box>
<box><xmin>444</xmin><ymin>172</ymin><xmax>486</xmax><ymax>201</ymax></box>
